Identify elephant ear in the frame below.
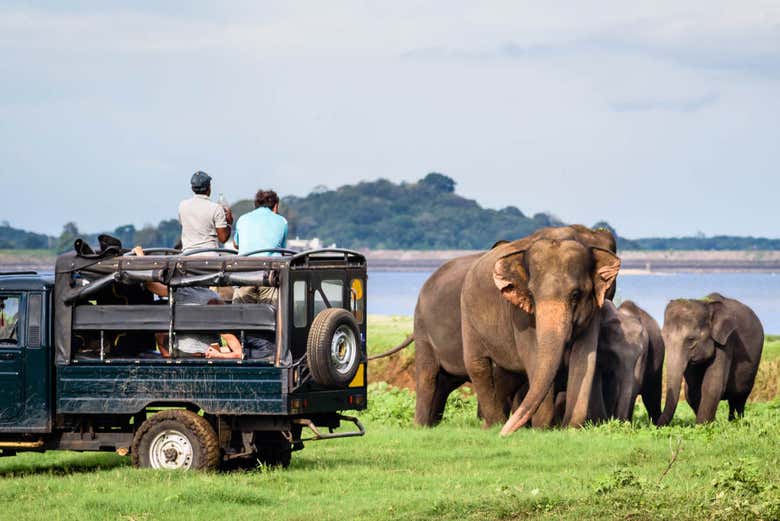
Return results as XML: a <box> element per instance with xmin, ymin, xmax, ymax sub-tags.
<box><xmin>709</xmin><ymin>301</ymin><xmax>736</xmax><ymax>345</ymax></box>
<box><xmin>492</xmin><ymin>250</ymin><xmax>534</xmax><ymax>314</ymax></box>
<box><xmin>591</xmin><ymin>248</ymin><xmax>621</xmax><ymax>308</ymax></box>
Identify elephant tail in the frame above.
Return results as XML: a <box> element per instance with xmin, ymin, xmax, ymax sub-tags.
<box><xmin>368</xmin><ymin>334</ymin><xmax>415</xmax><ymax>361</ymax></box>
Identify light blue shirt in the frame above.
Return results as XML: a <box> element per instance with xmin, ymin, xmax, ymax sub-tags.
<box><xmin>234</xmin><ymin>207</ymin><xmax>288</xmax><ymax>256</ymax></box>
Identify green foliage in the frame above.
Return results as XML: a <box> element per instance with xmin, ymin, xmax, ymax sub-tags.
<box><xmin>0</xmin><ymin>223</ymin><xmax>52</xmax><ymax>249</ymax></box>
<box><xmin>234</xmin><ymin>174</ymin><xmax>553</xmax><ymax>249</ymax></box>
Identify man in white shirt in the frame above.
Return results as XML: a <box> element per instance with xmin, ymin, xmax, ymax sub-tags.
<box><xmin>178</xmin><ymin>171</ymin><xmax>233</xmax><ymax>252</ymax></box>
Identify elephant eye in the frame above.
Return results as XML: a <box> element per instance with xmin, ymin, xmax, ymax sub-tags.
<box><xmin>686</xmin><ymin>336</ymin><xmax>697</xmax><ymax>349</ymax></box>
<box><xmin>570</xmin><ymin>290</ymin><xmax>582</xmax><ymax>304</ymax></box>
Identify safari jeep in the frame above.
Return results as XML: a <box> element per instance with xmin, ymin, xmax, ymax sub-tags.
<box><xmin>0</xmin><ymin>243</ymin><xmax>367</xmax><ymax>470</ymax></box>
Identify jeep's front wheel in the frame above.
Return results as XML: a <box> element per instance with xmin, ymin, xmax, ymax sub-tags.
<box><xmin>307</xmin><ymin>308</ymin><xmax>361</xmax><ymax>387</ymax></box>
<box><xmin>131</xmin><ymin>410</ymin><xmax>220</xmax><ymax>470</ymax></box>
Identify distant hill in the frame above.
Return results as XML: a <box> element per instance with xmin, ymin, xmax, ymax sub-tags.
<box><xmin>4</xmin><ymin>173</ymin><xmax>780</xmax><ymax>252</ymax></box>
<box><xmin>0</xmin><ymin>222</ymin><xmax>52</xmax><ymax>249</ymax></box>
<box><xmin>232</xmin><ymin>173</ymin><xmax>564</xmax><ymax>249</ymax></box>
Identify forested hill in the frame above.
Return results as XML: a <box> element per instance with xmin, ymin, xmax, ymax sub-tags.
<box><xmin>231</xmin><ymin>173</ymin><xmax>564</xmax><ymax>249</ymax></box>
<box><xmin>4</xmin><ymin>173</ymin><xmax>780</xmax><ymax>251</ymax></box>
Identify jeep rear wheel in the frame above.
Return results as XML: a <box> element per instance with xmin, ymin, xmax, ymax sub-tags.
<box><xmin>307</xmin><ymin>308</ymin><xmax>361</xmax><ymax>387</ymax></box>
<box><xmin>132</xmin><ymin>410</ymin><xmax>220</xmax><ymax>470</ymax></box>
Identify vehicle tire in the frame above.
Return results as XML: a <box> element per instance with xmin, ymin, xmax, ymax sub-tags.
<box><xmin>307</xmin><ymin>308</ymin><xmax>362</xmax><ymax>387</ymax></box>
<box><xmin>131</xmin><ymin>410</ymin><xmax>220</xmax><ymax>470</ymax></box>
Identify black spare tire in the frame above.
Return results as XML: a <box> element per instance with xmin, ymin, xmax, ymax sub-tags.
<box><xmin>307</xmin><ymin>308</ymin><xmax>362</xmax><ymax>387</ymax></box>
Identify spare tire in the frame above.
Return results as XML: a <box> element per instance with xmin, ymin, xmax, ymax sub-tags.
<box><xmin>307</xmin><ymin>308</ymin><xmax>362</xmax><ymax>387</ymax></box>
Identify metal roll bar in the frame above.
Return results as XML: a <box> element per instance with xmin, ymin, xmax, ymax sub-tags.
<box><xmin>179</xmin><ymin>248</ymin><xmax>239</xmax><ymax>256</ymax></box>
<box><xmin>240</xmin><ymin>248</ymin><xmax>298</xmax><ymax>257</ymax></box>
<box><xmin>123</xmin><ymin>248</ymin><xmax>181</xmax><ymax>256</ymax></box>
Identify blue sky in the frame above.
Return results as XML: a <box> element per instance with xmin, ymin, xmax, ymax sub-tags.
<box><xmin>1</xmin><ymin>1</ymin><xmax>779</xmax><ymax>238</ymax></box>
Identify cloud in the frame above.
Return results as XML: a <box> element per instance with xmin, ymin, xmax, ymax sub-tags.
<box><xmin>610</xmin><ymin>93</ymin><xmax>720</xmax><ymax>113</ymax></box>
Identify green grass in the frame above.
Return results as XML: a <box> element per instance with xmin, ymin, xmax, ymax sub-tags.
<box><xmin>763</xmin><ymin>335</ymin><xmax>780</xmax><ymax>360</ymax></box>
<box><xmin>367</xmin><ymin>315</ymin><xmax>414</xmax><ymax>357</ymax></box>
<box><xmin>0</xmin><ymin>249</ymin><xmax>55</xmax><ymax>258</ymax></box>
<box><xmin>0</xmin><ymin>316</ymin><xmax>777</xmax><ymax>520</ymax></box>
<box><xmin>0</xmin><ymin>399</ymin><xmax>778</xmax><ymax>520</ymax></box>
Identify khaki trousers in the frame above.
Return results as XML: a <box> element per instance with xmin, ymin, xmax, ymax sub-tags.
<box><xmin>233</xmin><ymin>286</ymin><xmax>278</xmax><ymax>304</ymax></box>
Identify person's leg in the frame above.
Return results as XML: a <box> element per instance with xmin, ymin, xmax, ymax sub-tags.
<box><xmin>233</xmin><ymin>285</ymin><xmax>260</xmax><ymax>304</ymax></box>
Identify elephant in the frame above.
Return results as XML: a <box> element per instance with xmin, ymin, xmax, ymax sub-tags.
<box><xmin>460</xmin><ymin>226</ymin><xmax>620</xmax><ymax>435</ymax></box>
<box><xmin>414</xmin><ymin>226</ymin><xmax>618</xmax><ymax>430</ymax></box>
<box><xmin>657</xmin><ymin>293</ymin><xmax>764</xmax><ymax>425</ymax></box>
<box><xmin>591</xmin><ymin>300</ymin><xmax>650</xmax><ymax>422</ymax></box>
<box><xmin>618</xmin><ymin>300</ymin><xmax>664</xmax><ymax>423</ymax></box>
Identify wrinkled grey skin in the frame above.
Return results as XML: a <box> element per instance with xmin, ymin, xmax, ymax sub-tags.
<box><xmin>414</xmin><ymin>226</ymin><xmax>618</xmax><ymax>431</ymax></box>
<box><xmin>413</xmin><ymin>253</ymin><xmax>477</xmax><ymax>426</ymax></box>
<box><xmin>657</xmin><ymin>293</ymin><xmax>764</xmax><ymax>425</ymax></box>
<box><xmin>618</xmin><ymin>300</ymin><xmax>665</xmax><ymax>423</ymax></box>
<box><xmin>591</xmin><ymin>301</ymin><xmax>649</xmax><ymax>422</ymax></box>
<box><xmin>461</xmin><ymin>226</ymin><xmax>620</xmax><ymax>434</ymax></box>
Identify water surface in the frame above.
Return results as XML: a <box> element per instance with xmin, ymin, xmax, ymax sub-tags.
<box><xmin>368</xmin><ymin>271</ymin><xmax>780</xmax><ymax>333</ymax></box>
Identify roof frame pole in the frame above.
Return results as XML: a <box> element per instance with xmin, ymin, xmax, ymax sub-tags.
<box><xmin>100</xmin><ymin>330</ymin><xmax>105</xmax><ymax>361</ymax></box>
<box><xmin>168</xmin><ymin>287</ymin><xmax>175</xmax><ymax>359</ymax></box>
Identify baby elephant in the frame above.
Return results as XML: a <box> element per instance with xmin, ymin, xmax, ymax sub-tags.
<box><xmin>593</xmin><ymin>300</ymin><xmax>664</xmax><ymax>422</ymax></box>
<box><xmin>657</xmin><ymin>293</ymin><xmax>764</xmax><ymax>425</ymax></box>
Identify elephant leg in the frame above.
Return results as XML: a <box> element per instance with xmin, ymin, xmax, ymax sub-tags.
<box><xmin>463</xmin><ymin>324</ymin><xmax>506</xmax><ymax>427</ymax></box>
<box><xmin>640</xmin><ymin>375</ymin><xmax>662</xmax><ymax>425</ymax></box>
<box><xmin>695</xmin><ymin>350</ymin><xmax>730</xmax><ymax>424</ymax></box>
<box><xmin>562</xmin><ymin>316</ymin><xmax>600</xmax><ymax>427</ymax></box>
<box><xmin>531</xmin><ymin>387</ymin><xmax>556</xmax><ymax>428</ymax></box>
<box><xmin>683</xmin><ymin>366</ymin><xmax>703</xmax><ymax>415</ymax></box>
<box><xmin>493</xmin><ymin>365</ymin><xmax>524</xmax><ymax>418</ymax></box>
<box><xmin>414</xmin><ymin>336</ymin><xmax>445</xmax><ymax>426</ymax></box>
<box><xmin>553</xmin><ymin>392</ymin><xmax>566</xmax><ymax>425</ymax></box>
<box><xmin>429</xmin><ymin>371</ymin><xmax>467</xmax><ymax>425</ymax></box>
<box><xmin>728</xmin><ymin>395</ymin><xmax>748</xmax><ymax>420</ymax></box>
<box><xmin>587</xmin><ymin>371</ymin><xmax>608</xmax><ymax>423</ymax></box>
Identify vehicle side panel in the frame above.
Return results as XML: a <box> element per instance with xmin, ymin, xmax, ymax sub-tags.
<box><xmin>56</xmin><ymin>364</ymin><xmax>287</xmax><ymax>415</ymax></box>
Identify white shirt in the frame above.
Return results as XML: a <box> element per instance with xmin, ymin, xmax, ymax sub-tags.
<box><xmin>178</xmin><ymin>194</ymin><xmax>227</xmax><ymax>252</ymax></box>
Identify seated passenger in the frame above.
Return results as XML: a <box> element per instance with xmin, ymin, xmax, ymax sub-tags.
<box><xmin>232</xmin><ymin>189</ymin><xmax>287</xmax><ymax>304</ymax></box>
<box><xmin>134</xmin><ymin>246</ymin><xmax>244</xmax><ymax>358</ymax></box>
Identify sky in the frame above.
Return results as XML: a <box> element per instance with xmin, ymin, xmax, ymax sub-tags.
<box><xmin>1</xmin><ymin>1</ymin><xmax>779</xmax><ymax>239</ymax></box>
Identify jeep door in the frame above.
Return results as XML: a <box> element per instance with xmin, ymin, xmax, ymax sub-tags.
<box><xmin>0</xmin><ymin>293</ymin><xmax>24</xmax><ymax>421</ymax></box>
<box><xmin>0</xmin><ymin>291</ymin><xmax>50</xmax><ymax>431</ymax></box>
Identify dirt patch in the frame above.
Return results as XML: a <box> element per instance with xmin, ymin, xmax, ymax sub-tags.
<box><xmin>370</xmin><ymin>354</ymin><xmax>415</xmax><ymax>390</ymax></box>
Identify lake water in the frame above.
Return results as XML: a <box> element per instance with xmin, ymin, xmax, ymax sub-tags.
<box><xmin>368</xmin><ymin>271</ymin><xmax>780</xmax><ymax>333</ymax></box>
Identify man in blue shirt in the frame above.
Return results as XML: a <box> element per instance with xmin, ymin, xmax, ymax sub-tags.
<box><xmin>233</xmin><ymin>190</ymin><xmax>288</xmax><ymax>304</ymax></box>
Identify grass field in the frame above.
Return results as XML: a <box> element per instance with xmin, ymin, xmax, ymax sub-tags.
<box><xmin>0</xmin><ymin>316</ymin><xmax>777</xmax><ymax>521</ymax></box>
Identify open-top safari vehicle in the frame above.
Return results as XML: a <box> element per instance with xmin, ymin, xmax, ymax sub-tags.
<box><xmin>0</xmin><ymin>240</ymin><xmax>367</xmax><ymax>469</ymax></box>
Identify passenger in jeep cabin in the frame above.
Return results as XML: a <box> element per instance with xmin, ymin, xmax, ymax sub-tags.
<box><xmin>232</xmin><ymin>189</ymin><xmax>288</xmax><ymax>304</ymax></box>
<box><xmin>178</xmin><ymin>171</ymin><xmax>233</xmax><ymax>253</ymax></box>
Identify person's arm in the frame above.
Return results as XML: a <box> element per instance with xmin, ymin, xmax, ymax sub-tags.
<box><xmin>281</xmin><ymin>220</ymin><xmax>288</xmax><ymax>248</ymax></box>
<box><xmin>206</xmin><ymin>333</ymin><xmax>243</xmax><ymax>359</ymax></box>
<box><xmin>214</xmin><ymin>205</ymin><xmax>232</xmax><ymax>244</ymax></box>
<box><xmin>132</xmin><ymin>246</ymin><xmax>169</xmax><ymax>297</ymax></box>
<box><xmin>232</xmin><ymin>224</ymin><xmax>239</xmax><ymax>250</ymax></box>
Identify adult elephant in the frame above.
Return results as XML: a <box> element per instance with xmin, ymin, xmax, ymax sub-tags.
<box><xmin>460</xmin><ymin>226</ymin><xmax>621</xmax><ymax>435</ymax></box>
<box><xmin>414</xmin><ymin>227</ymin><xmax>617</xmax><ymax>428</ymax></box>
<box><xmin>657</xmin><ymin>293</ymin><xmax>764</xmax><ymax>425</ymax></box>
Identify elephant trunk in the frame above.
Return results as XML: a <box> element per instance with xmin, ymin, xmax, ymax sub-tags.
<box><xmin>657</xmin><ymin>349</ymin><xmax>686</xmax><ymax>426</ymax></box>
<box><xmin>500</xmin><ymin>302</ymin><xmax>570</xmax><ymax>436</ymax></box>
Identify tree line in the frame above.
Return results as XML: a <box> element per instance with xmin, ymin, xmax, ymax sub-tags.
<box><xmin>2</xmin><ymin>174</ymin><xmax>779</xmax><ymax>252</ymax></box>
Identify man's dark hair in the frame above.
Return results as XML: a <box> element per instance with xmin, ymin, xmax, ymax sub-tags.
<box><xmin>254</xmin><ymin>190</ymin><xmax>280</xmax><ymax>209</ymax></box>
